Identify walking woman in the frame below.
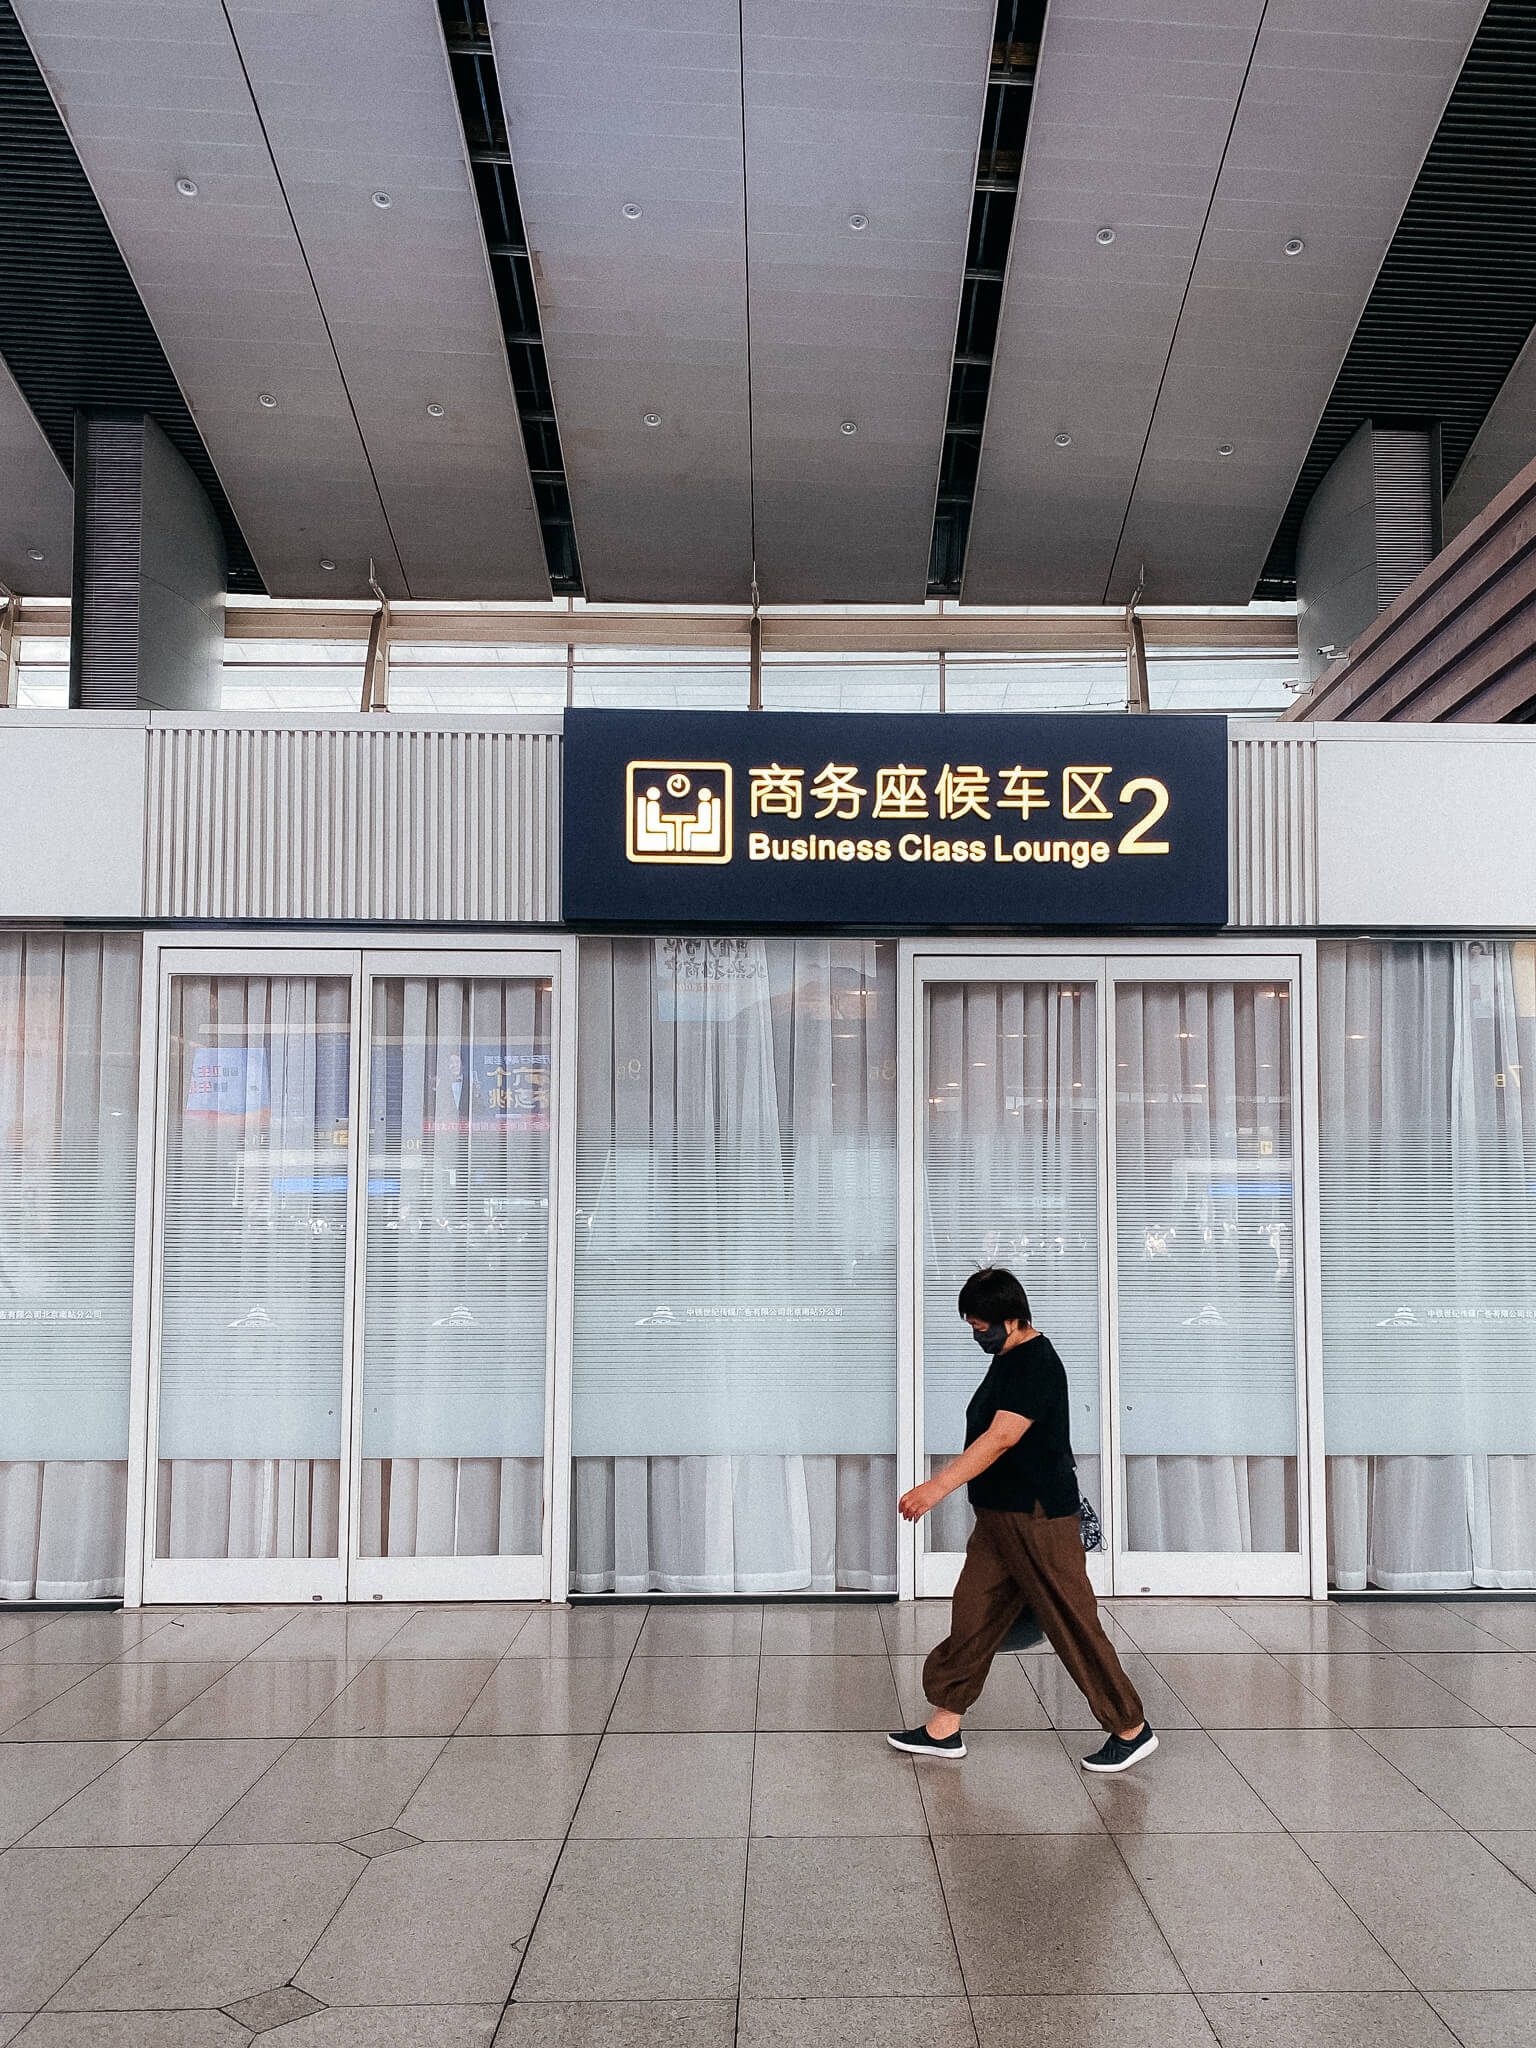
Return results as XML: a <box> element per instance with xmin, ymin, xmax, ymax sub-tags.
<box><xmin>888</xmin><ymin>1266</ymin><xmax>1156</xmax><ymax>1772</ymax></box>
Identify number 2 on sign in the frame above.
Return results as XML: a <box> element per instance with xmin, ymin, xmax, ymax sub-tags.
<box><xmin>1117</xmin><ymin>777</ymin><xmax>1170</xmax><ymax>854</ymax></box>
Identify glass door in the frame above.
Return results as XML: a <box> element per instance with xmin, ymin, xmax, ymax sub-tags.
<box><xmin>910</xmin><ymin>945</ymin><xmax>1314</xmax><ymax>1599</ymax></box>
<box><xmin>141</xmin><ymin>943</ymin><xmax>567</xmax><ymax>1604</ymax></box>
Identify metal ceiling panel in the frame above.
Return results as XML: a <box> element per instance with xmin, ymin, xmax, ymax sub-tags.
<box><xmin>487</xmin><ymin>0</ymin><xmax>754</xmax><ymax>604</ymax></box>
<box><xmin>221</xmin><ymin>0</ymin><xmax>548</xmax><ymax>599</ymax></box>
<box><xmin>742</xmin><ymin>0</ymin><xmax>994</xmax><ymax>603</ymax></box>
<box><xmin>0</xmin><ymin>355</ymin><xmax>72</xmax><ymax>594</ymax></box>
<box><xmin>1445</xmin><ymin>322</ymin><xmax>1536</xmax><ymax>538</ymax></box>
<box><xmin>964</xmin><ymin>0</ymin><xmax>1268</xmax><ymax>606</ymax></box>
<box><xmin>1105</xmin><ymin>0</ymin><xmax>1486</xmax><ymax>604</ymax></box>
<box><xmin>13</xmin><ymin>0</ymin><xmax>403</xmax><ymax>599</ymax></box>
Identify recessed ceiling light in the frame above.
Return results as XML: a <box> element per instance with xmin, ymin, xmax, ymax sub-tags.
<box><xmin>642</xmin><ymin>413</ymin><xmax>662</xmax><ymax>428</ymax></box>
<box><xmin>1217</xmin><ymin>442</ymin><xmax>1234</xmax><ymax>456</ymax></box>
<box><xmin>319</xmin><ymin>559</ymin><xmax>337</xmax><ymax>572</ymax></box>
<box><xmin>26</xmin><ymin>548</ymin><xmax>44</xmax><ymax>562</ymax></box>
<box><xmin>840</xmin><ymin>420</ymin><xmax>857</xmax><ymax>435</ymax></box>
<box><xmin>621</xmin><ymin>202</ymin><xmax>642</xmax><ymax>221</ymax></box>
<box><xmin>175</xmin><ymin>177</ymin><xmax>198</xmax><ymax>199</ymax></box>
<box><xmin>257</xmin><ymin>392</ymin><xmax>278</xmax><ymax>409</ymax></box>
<box><xmin>848</xmin><ymin>213</ymin><xmax>868</xmax><ymax>231</ymax></box>
<box><xmin>1054</xmin><ymin>432</ymin><xmax>1072</xmax><ymax>448</ymax></box>
<box><xmin>1095</xmin><ymin>226</ymin><xmax>1115</xmax><ymax>245</ymax></box>
<box><xmin>371</xmin><ymin>190</ymin><xmax>392</xmax><ymax>210</ymax></box>
<box><xmin>426</xmin><ymin>402</ymin><xmax>445</xmax><ymax>418</ymax></box>
<box><xmin>1284</xmin><ymin>237</ymin><xmax>1305</xmax><ymax>257</ymax></box>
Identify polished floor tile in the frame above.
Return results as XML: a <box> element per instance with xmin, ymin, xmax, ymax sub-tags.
<box><xmin>0</xmin><ymin>1739</ymin><xmax>135</xmax><ymax>1847</ymax></box>
<box><xmin>503</xmin><ymin>1608</ymin><xmax>646</xmax><ymax>1660</ymax></box>
<box><xmin>0</xmin><ymin>1844</ymin><xmax>184</xmax><ymax>2009</ymax></box>
<box><xmin>305</xmin><ymin>1659</ymin><xmax>498</xmax><ymax>1737</ymax></box>
<box><xmin>739</xmin><ymin>1996</ymin><xmax>978</xmax><ymax>2046</ymax></box>
<box><xmin>935</xmin><ymin>1835</ymin><xmax>1184</xmax><ymax>1994</ymax></box>
<box><xmin>399</xmin><ymin>1734</ymin><xmax>598</xmax><ymax>1841</ymax></box>
<box><xmin>495</xmin><ymin>1999</ymin><xmax>737</xmax><ymax>2046</ymax></box>
<box><xmin>1476</xmin><ymin>1830</ymin><xmax>1536</xmax><ymax>1888</ymax></box>
<box><xmin>280</xmin><ymin>2009</ymin><xmax>502</xmax><ymax>2046</ymax></box>
<box><xmin>1112</xmin><ymin>1607</ymin><xmax>1261</xmax><ymax>1654</ymax></box>
<box><xmin>1349</xmin><ymin>1605</ymin><xmax>1506</xmax><ymax>1655</ymax></box>
<box><xmin>607</xmin><ymin>1656</ymin><xmax>759</xmax><ymax>1734</ymax></box>
<box><xmin>1425</xmin><ymin>1990</ymin><xmax>1536</xmax><ymax>2048</ymax></box>
<box><xmin>247</xmin><ymin>1606</ymin><xmax>416</xmax><ymax>1661</ymax></box>
<box><xmin>296</xmin><ymin>1838</ymin><xmax>559</xmax><ymax>2005</ymax></box>
<box><xmin>457</xmin><ymin>1658</ymin><xmax>628</xmax><ymax>1736</ymax></box>
<box><xmin>0</xmin><ymin>1611</ymin><xmax>176</xmax><ymax>1665</ymax></box>
<box><xmin>1274</xmin><ymin>1653</ymin><xmax>1487</xmax><ymax>1727</ymax></box>
<box><xmin>24</xmin><ymin>1736</ymin><xmax>287</xmax><ymax>1846</ymax></box>
<box><xmin>1359</xmin><ymin>1726</ymin><xmax>1536</xmax><ymax>1831</ymax></box>
<box><xmin>1018</xmin><ymin>1651</ymin><xmax>1198</xmax><ymax>1733</ymax></box>
<box><xmin>1143</xmin><ymin>1654</ymin><xmax>1339</xmax><ymax>1729</ymax></box>
<box><xmin>971</xmin><ymin>1993</ymin><xmax>1218</xmax><ymax>2047</ymax></box>
<box><xmin>16</xmin><ymin>2015</ymin><xmax>255</xmax><ymax>2046</ymax></box>
<box><xmin>1117</xmin><ymin>1832</ymin><xmax>1405</xmax><ymax>1992</ymax></box>
<box><xmin>753</xmin><ymin>1655</ymin><xmax>900</xmax><ymax>1732</ymax></box>
<box><xmin>516</xmin><ymin>1839</ymin><xmax>747</xmax><ymax>2000</ymax></box>
<box><xmin>572</xmin><ymin>1732</ymin><xmax>752</xmax><ymax>1838</ymax></box>
<box><xmin>635</xmin><ymin>1606</ymin><xmax>764</xmax><ymax>1658</ymax></box>
<box><xmin>1298</xmin><ymin>1831</ymin><xmax>1536</xmax><ymax>1990</ymax></box>
<box><xmin>51</xmin><ymin>1841</ymin><xmax>361</xmax><ymax>2010</ymax></box>
<box><xmin>742</xmin><ymin>1836</ymin><xmax>962</xmax><ymax>1998</ymax></box>
<box><xmin>1197</xmin><ymin>1990</ymin><xmax>1460</xmax><ymax>2047</ymax></box>
<box><xmin>207</xmin><ymin>1735</ymin><xmax>443</xmax><ymax>1844</ymax></box>
<box><xmin>0</xmin><ymin>1663</ymin><xmax>110</xmax><ymax>1734</ymax></box>
<box><xmin>1450</xmin><ymin>1604</ymin><xmax>1536</xmax><ymax>1652</ymax></box>
<box><xmin>1402</xmin><ymin>1652</ymin><xmax>1536</xmax><ymax>1723</ymax></box>
<box><xmin>893</xmin><ymin>1652</ymin><xmax>1051</xmax><ymax>1731</ymax></box>
<box><xmin>1211</xmin><ymin>1728</ymin><xmax>1458</xmax><ymax>1832</ymax></box>
<box><xmin>5</xmin><ymin>1662</ymin><xmax>234</xmax><ymax>1742</ymax></box>
<box><xmin>1221</xmin><ymin>1604</ymin><xmax>1383</xmax><ymax>1654</ymax></box>
<box><xmin>153</xmin><ymin>1656</ymin><xmax>363</xmax><ymax>1738</ymax></box>
<box><xmin>759</xmin><ymin>1604</ymin><xmax>888</xmax><ymax>1656</ymax></box>
<box><xmin>117</xmin><ymin>1610</ymin><xmax>293</xmax><ymax>1662</ymax></box>
<box><xmin>372</xmin><ymin>1607</ymin><xmax>533</xmax><ymax>1660</ymax></box>
<box><xmin>879</xmin><ymin>1602</ymin><xmax>955</xmax><ymax>1659</ymax></box>
<box><xmin>918</xmin><ymin>1731</ymin><xmax>1104</xmax><ymax>1836</ymax></box>
<box><xmin>750</xmin><ymin>1732</ymin><xmax>927</xmax><ymax>1838</ymax></box>
<box><xmin>1074</xmin><ymin>1730</ymin><xmax>1282</xmax><ymax>1835</ymax></box>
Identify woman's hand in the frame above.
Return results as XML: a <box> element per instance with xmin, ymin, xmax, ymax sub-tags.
<box><xmin>898</xmin><ymin>1479</ymin><xmax>945</xmax><ymax>1523</ymax></box>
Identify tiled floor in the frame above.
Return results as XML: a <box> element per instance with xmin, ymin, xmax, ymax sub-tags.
<box><xmin>1</xmin><ymin>1597</ymin><xmax>1535</xmax><ymax>2045</ymax></box>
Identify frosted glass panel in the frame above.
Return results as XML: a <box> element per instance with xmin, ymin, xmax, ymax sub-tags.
<box><xmin>923</xmin><ymin>980</ymin><xmax>1101</xmax><ymax>1554</ymax></box>
<box><xmin>1114</xmin><ymin>978</ymin><xmax>1299</xmax><ymax>1552</ymax></box>
<box><xmin>358</xmin><ymin>975</ymin><xmax>551</xmax><ymax>1558</ymax></box>
<box><xmin>0</xmin><ymin>933</ymin><xmax>140</xmax><ymax>1600</ymax></box>
<box><xmin>573</xmin><ymin>939</ymin><xmax>897</xmax><ymax>1459</ymax></box>
<box><xmin>156</xmin><ymin>974</ymin><xmax>351</xmax><ymax>1560</ymax></box>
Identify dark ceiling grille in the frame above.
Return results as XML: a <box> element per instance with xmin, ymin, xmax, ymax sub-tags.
<box><xmin>1259</xmin><ymin>0</ymin><xmax>1536</xmax><ymax>598</ymax></box>
<box><xmin>438</xmin><ymin>0</ymin><xmax>580</xmax><ymax>596</ymax></box>
<box><xmin>0</xmin><ymin>1</ymin><xmax>262</xmax><ymax>591</ymax></box>
<box><xmin>927</xmin><ymin>0</ymin><xmax>1046</xmax><ymax>595</ymax></box>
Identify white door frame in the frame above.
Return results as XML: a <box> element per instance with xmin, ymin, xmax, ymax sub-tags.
<box><xmin>128</xmin><ymin>930</ymin><xmax>576</xmax><ymax>1607</ymax></box>
<box><xmin>899</xmin><ymin>936</ymin><xmax>1321</xmax><ymax>1602</ymax></box>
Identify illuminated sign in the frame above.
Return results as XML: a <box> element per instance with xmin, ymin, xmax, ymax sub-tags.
<box><xmin>562</xmin><ymin>710</ymin><xmax>1229</xmax><ymax>928</ymax></box>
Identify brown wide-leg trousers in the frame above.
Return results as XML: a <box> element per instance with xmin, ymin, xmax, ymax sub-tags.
<box><xmin>923</xmin><ymin>1506</ymin><xmax>1143</xmax><ymax>1733</ymax></box>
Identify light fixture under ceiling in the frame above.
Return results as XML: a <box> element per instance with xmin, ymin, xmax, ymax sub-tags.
<box><xmin>26</xmin><ymin>547</ymin><xmax>43</xmax><ymax>562</ymax></box>
<box><xmin>621</xmin><ymin>202</ymin><xmax>642</xmax><ymax>221</ymax></box>
<box><xmin>1217</xmin><ymin>442</ymin><xmax>1235</xmax><ymax>456</ymax></box>
<box><xmin>840</xmin><ymin>420</ymin><xmax>857</xmax><ymax>435</ymax></box>
<box><xmin>426</xmin><ymin>402</ymin><xmax>445</xmax><ymax>418</ymax></box>
<box><xmin>1053</xmin><ymin>432</ymin><xmax>1072</xmax><ymax>448</ymax></box>
<box><xmin>175</xmin><ymin>177</ymin><xmax>198</xmax><ymax>199</ymax></box>
<box><xmin>319</xmin><ymin>558</ymin><xmax>336</xmax><ymax>571</ymax></box>
<box><xmin>1284</xmin><ymin>237</ymin><xmax>1305</xmax><ymax>257</ymax></box>
<box><xmin>257</xmin><ymin>392</ymin><xmax>277</xmax><ymax>409</ymax></box>
<box><xmin>848</xmin><ymin>213</ymin><xmax>869</xmax><ymax>231</ymax></box>
<box><xmin>642</xmin><ymin>413</ymin><xmax>662</xmax><ymax>428</ymax></box>
<box><xmin>371</xmin><ymin>190</ymin><xmax>392</xmax><ymax>210</ymax></box>
<box><xmin>1095</xmin><ymin>226</ymin><xmax>1115</xmax><ymax>245</ymax></box>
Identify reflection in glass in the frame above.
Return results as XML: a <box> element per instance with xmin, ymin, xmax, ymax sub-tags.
<box><xmin>359</xmin><ymin>978</ymin><xmax>551</xmax><ymax>1557</ymax></box>
<box><xmin>156</xmin><ymin>976</ymin><xmax>351</xmax><ymax>1559</ymax></box>
<box><xmin>922</xmin><ymin>981</ymin><xmax>1101</xmax><ymax>1552</ymax></box>
<box><xmin>1115</xmin><ymin>981</ymin><xmax>1299</xmax><ymax>1552</ymax></box>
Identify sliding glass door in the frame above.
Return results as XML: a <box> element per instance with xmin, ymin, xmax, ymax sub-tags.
<box><xmin>912</xmin><ymin>945</ymin><xmax>1315</xmax><ymax>1598</ymax></box>
<box><xmin>141</xmin><ymin>944</ymin><xmax>568</xmax><ymax>1603</ymax></box>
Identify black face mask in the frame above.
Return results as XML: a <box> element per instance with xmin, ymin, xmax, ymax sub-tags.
<box><xmin>971</xmin><ymin>1323</ymin><xmax>1009</xmax><ymax>1354</ymax></box>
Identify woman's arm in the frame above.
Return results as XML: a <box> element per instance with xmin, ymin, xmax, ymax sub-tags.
<box><xmin>898</xmin><ymin>1410</ymin><xmax>1031</xmax><ymax>1522</ymax></box>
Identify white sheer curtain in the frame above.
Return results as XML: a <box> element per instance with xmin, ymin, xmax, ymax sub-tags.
<box><xmin>1320</xmin><ymin>941</ymin><xmax>1536</xmax><ymax>1589</ymax></box>
<box><xmin>0</xmin><ymin>932</ymin><xmax>140</xmax><ymax>1601</ymax></box>
<box><xmin>571</xmin><ymin>938</ymin><xmax>898</xmax><ymax>1594</ymax></box>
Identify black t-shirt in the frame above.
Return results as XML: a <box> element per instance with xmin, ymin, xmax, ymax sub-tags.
<box><xmin>963</xmin><ymin>1331</ymin><xmax>1081</xmax><ymax>1516</ymax></box>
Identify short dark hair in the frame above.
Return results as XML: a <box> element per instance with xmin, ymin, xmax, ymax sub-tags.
<box><xmin>957</xmin><ymin>1266</ymin><xmax>1030</xmax><ymax>1326</ymax></box>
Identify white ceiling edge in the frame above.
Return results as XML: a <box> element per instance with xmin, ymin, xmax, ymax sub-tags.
<box><xmin>0</xmin><ymin>357</ymin><xmax>72</xmax><ymax>595</ymax></box>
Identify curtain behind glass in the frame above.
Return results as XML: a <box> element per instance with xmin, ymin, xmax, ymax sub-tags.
<box><xmin>0</xmin><ymin>933</ymin><xmax>140</xmax><ymax>1600</ymax></box>
<box><xmin>1320</xmin><ymin>940</ymin><xmax>1536</xmax><ymax>1588</ymax></box>
<box><xmin>572</xmin><ymin>938</ymin><xmax>897</xmax><ymax>1592</ymax></box>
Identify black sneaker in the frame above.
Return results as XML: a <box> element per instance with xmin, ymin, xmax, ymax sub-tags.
<box><xmin>886</xmin><ymin>1723</ymin><xmax>966</xmax><ymax>1760</ymax></box>
<box><xmin>1081</xmin><ymin>1723</ymin><xmax>1157</xmax><ymax>1773</ymax></box>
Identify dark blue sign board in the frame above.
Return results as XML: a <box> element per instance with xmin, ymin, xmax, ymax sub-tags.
<box><xmin>561</xmin><ymin>710</ymin><xmax>1229</xmax><ymax>929</ymax></box>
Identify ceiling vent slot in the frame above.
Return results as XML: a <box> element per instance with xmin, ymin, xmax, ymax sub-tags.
<box><xmin>927</xmin><ymin>0</ymin><xmax>1046</xmax><ymax>594</ymax></box>
<box><xmin>0</xmin><ymin>0</ymin><xmax>262</xmax><ymax>590</ymax></box>
<box><xmin>438</xmin><ymin>0</ymin><xmax>582</xmax><ymax>594</ymax></box>
<box><xmin>1260</xmin><ymin>0</ymin><xmax>1536</xmax><ymax>598</ymax></box>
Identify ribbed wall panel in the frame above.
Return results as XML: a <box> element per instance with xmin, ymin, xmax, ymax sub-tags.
<box><xmin>1229</xmin><ymin>733</ymin><xmax>1318</xmax><ymax>928</ymax></box>
<box><xmin>144</xmin><ymin>723</ymin><xmax>560</xmax><ymax>924</ymax></box>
